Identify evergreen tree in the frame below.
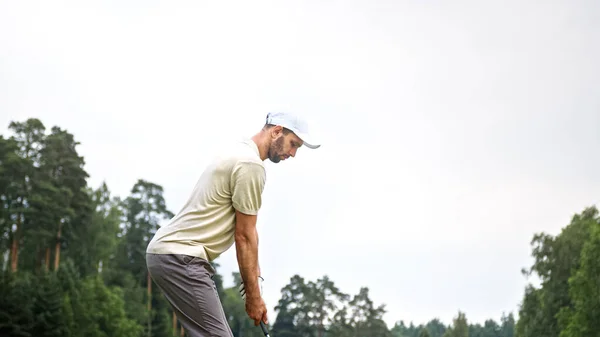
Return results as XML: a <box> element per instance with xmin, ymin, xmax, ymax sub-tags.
<box><xmin>0</xmin><ymin>270</ymin><xmax>34</xmax><ymax>336</ymax></box>
<box><xmin>5</xmin><ymin>118</ymin><xmax>45</xmax><ymax>272</ymax></box>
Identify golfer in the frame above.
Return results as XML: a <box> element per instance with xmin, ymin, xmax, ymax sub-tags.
<box><xmin>146</xmin><ymin>112</ymin><xmax>320</xmax><ymax>336</ymax></box>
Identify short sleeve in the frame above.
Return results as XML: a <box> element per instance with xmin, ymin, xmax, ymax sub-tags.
<box><xmin>231</xmin><ymin>161</ymin><xmax>266</xmax><ymax>215</ymax></box>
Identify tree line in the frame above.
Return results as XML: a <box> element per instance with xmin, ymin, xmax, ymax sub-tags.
<box><xmin>0</xmin><ymin>118</ymin><xmax>598</xmax><ymax>337</ymax></box>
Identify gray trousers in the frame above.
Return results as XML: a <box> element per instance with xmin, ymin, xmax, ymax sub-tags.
<box><xmin>146</xmin><ymin>253</ymin><xmax>234</xmax><ymax>337</ymax></box>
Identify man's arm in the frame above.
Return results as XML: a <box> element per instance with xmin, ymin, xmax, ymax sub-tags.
<box><xmin>230</xmin><ymin>160</ymin><xmax>265</xmax><ymax>301</ymax></box>
<box><xmin>235</xmin><ymin>210</ymin><xmax>261</xmax><ymax>300</ymax></box>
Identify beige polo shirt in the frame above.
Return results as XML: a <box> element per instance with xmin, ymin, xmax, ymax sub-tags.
<box><xmin>146</xmin><ymin>138</ymin><xmax>266</xmax><ymax>262</ymax></box>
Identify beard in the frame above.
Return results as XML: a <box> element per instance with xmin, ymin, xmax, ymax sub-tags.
<box><xmin>268</xmin><ymin>137</ymin><xmax>285</xmax><ymax>163</ymax></box>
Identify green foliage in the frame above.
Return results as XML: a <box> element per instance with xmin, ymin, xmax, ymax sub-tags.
<box><xmin>516</xmin><ymin>206</ymin><xmax>600</xmax><ymax>337</ymax></box>
<box><xmin>113</xmin><ymin>179</ymin><xmax>174</xmax><ymax>284</ymax></box>
<box><xmin>67</xmin><ymin>266</ymin><xmax>144</xmax><ymax>337</ymax></box>
<box><xmin>30</xmin><ymin>272</ymin><xmax>70</xmax><ymax>337</ymax></box>
<box><xmin>443</xmin><ymin>312</ymin><xmax>468</xmax><ymax>337</ymax></box>
<box><xmin>74</xmin><ymin>183</ymin><xmax>123</xmax><ymax>276</ymax></box>
<box><xmin>2</xmin><ymin>119</ymin><xmax>45</xmax><ymax>272</ymax></box>
<box><xmin>0</xmin><ymin>271</ymin><xmax>34</xmax><ymax>336</ymax></box>
<box><xmin>271</xmin><ymin>275</ymin><xmax>392</xmax><ymax>337</ymax></box>
<box><xmin>557</xmin><ymin>218</ymin><xmax>600</xmax><ymax>337</ymax></box>
<box><xmin>0</xmin><ymin>135</ymin><xmax>21</xmax><ymax>265</ymax></box>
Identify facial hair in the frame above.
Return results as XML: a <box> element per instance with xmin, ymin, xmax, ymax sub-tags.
<box><xmin>268</xmin><ymin>137</ymin><xmax>284</xmax><ymax>163</ymax></box>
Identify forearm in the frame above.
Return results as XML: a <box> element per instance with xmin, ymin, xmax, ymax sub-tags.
<box><xmin>256</xmin><ymin>228</ymin><xmax>261</xmax><ymax>276</ymax></box>
<box><xmin>235</xmin><ymin>227</ymin><xmax>260</xmax><ymax>298</ymax></box>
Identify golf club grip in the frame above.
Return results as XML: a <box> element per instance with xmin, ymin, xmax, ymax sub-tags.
<box><xmin>260</xmin><ymin>321</ymin><xmax>270</xmax><ymax>336</ymax></box>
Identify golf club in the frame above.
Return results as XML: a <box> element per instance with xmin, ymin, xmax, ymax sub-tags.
<box><xmin>260</xmin><ymin>321</ymin><xmax>270</xmax><ymax>337</ymax></box>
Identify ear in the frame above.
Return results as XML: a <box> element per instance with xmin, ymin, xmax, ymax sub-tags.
<box><xmin>270</xmin><ymin>125</ymin><xmax>283</xmax><ymax>138</ymax></box>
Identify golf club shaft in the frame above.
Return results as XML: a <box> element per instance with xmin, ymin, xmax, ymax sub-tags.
<box><xmin>260</xmin><ymin>321</ymin><xmax>270</xmax><ymax>336</ymax></box>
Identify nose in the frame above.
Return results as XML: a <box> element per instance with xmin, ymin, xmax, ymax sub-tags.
<box><xmin>290</xmin><ymin>148</ymin><xmax>297</xmax><ymax>157</ymax></box>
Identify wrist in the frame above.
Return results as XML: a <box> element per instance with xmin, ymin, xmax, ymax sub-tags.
<box><xmin>246</xmin><ymin>293</ymin><xmax>262</xmax><ymax>300</ymax></box>
<box><xmin>239</xmin><ymin>275</ymin><xmax>264</xmax><ymax>301</ymax></box>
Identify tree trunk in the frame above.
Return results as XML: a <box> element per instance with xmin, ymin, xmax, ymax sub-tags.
<box><xmin>10</xmin><ymin>213</ymin><xmax>21</xmax><ymax>272</ymax></box>
<box><xmin>148</xmin><ymin>271</ymin><xmax>152</xmax><ymax>337</ymax></box>
<box><xmin>172</xmin><ymin>311</ymin><xmax>177</xmax><ymax>336</ymax></box>
<box><xmin>36</xmin><ymin>246</ymin><xmax>42</xmax><ymax>271</ymax></box>
<box><xmin>10</xmin><ymin>237</ymin><xmax>18</xmax><ymax>272</ymax></box>
<box><xmin>318</xmin><ymin>321</ymin><xmax>324</xmax><ymax>337</ymax></box>
<box><xmin>45</xmin><ymin>247</ymin><xmax>51</xmax><ymax>271</ymax></box>
<box><xmin>54</xmin><ymin>223</ymin><xmax>62</xmax><ymax>271</ymax></box>
<box><xmin>180</xmin><ymin>325</ymin><xmax>184</xmax><ymax>337</ymax></box>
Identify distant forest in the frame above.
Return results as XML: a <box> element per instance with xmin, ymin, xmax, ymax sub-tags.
<box><xmin>1</xmin><ymin>118</ymin><xmax>598</xmax><ymax>337</ymax></box>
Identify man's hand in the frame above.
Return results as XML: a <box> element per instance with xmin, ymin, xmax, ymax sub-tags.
<box><xmin>245</xmin><ymin>294</ymin><xmax>268</xmax><ymax>326</ymax></box>
<box><xmin>239</xmin><ymin>276</ymin><xmax>268</xmax><ymax>326</ymax></box>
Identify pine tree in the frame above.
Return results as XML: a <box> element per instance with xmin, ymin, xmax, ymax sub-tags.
<box><xmin>5</xmin><ymin>118</ymin><xmax>45</xmax><ymax>272</ymax></box>
<box><xmin>0</xmin><ymin>271</ymin><xmax>34</xmax><ymax>336</ymax></box>
<box><xmin>30</xmin><ymin>272</ymin><xmax>70</xmax><ymax>337</ymax></box>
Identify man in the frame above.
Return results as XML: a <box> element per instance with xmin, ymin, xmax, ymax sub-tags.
<box><xmin>146</xmin><ymin>112</ymin><xmax>320</xmax><ymax>337</ymax></box>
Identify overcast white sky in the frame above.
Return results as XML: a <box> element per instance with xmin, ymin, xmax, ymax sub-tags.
<box><xmin>1</xmin><ymin>0</ymin><xmax>599</xmax><ymax>329</ymax></box>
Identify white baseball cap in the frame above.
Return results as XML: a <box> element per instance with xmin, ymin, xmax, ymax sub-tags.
<box><xmin>265</xmin><ymin>112</ymin><xmax>321</xmax><ymax>149</ymax></box>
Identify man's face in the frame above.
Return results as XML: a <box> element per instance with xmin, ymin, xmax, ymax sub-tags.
<box><xmin>268</xmin><ymin>128</ymin><xmax>303</xmax><ymax>163</ymax></box>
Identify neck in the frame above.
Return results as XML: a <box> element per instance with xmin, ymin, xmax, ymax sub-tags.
<box><xmin>251</xmin><ymin>131</ymin><xmax>270</xmax><ymax>161</ymax></box>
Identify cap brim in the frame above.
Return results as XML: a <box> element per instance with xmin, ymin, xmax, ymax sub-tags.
<box><xmin>295</xmin><ymin>131</ymin><xmax>321</xmax><ymax>149</ymax></box>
